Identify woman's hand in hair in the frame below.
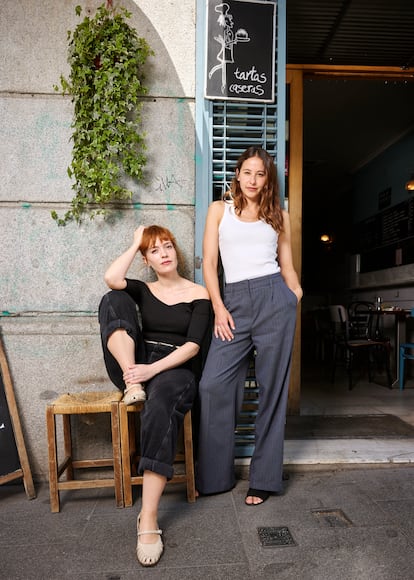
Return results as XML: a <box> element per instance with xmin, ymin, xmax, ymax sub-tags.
<box><xmin>133</xmin><ymin>225</ymin><xmax>146</xmax><ymax>251</ymax></box>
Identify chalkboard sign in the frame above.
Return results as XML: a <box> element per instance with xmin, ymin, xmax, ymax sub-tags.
<box><xmin>354</xmin><ymin>198</ymin><xmax>414</xmax><ymax>273</ymax></box>
<box><xmin>0</xmin><ymin>334</ymin><xmax>35</xmax><ymax>498</ymax></box>
<box><xmin>0</xmin><ymin>372</ymin><xmax>20</xmax><ymax>476</ymax></box>
<box><xmin>354</xmin><ymin>198</ymin><xmax>414</xmax><ymax>252</ymax></box>
<box><xmin>205</xmin><ymin>0</ymin><xmax>276</xmax><ymax>102</ymax></box>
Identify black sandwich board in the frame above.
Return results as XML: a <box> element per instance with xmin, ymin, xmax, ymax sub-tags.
<box><xmin>0</xmin><ymin>334</ymin><xmax>35</xmax><ymax>499</ymax></box>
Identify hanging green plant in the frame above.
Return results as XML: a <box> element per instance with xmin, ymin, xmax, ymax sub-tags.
<box><xmin>52</xmin><ymin>2</ymin><xmax>154</xmax><ymax>225</ymax></box>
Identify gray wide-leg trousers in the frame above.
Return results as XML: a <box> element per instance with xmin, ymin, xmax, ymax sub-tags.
<box><xmin>196</xmin><ymin>273</ymin><xmax>297</xmax><ymax>495</ymax></box>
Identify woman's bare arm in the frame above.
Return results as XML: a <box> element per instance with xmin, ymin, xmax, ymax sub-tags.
<box><xmin>278</xmin><ymin>211</ymin><xmax>303</xmax><ymax>302</ymax></box>
<box><xmin>202</xmin><ymin>201</ymin><xmax>235</xmax><ymax>340</ymax></box>
<box><xmin>104</xmin><ymin>226</ymin><xmax>145</xmax><ymax>289</ymax></box>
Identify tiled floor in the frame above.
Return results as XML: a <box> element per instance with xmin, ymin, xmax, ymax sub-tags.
<box><xmin>300</xmin><ymin>358</ymin><xmax>414</xmax><ymax>427</ymax></box>
<box><xmin>2</xmin><ymin>465</ymin><xmax>414</xmax><ymax>579</ymax></box>
<box><xmin>279</xmin><ymin>358</ymin><xmax>414</xmax><ymax>467</ymax></box>
<box><xmin>2</xmin><ymin>359</ymin><xmax>414</xmax><ymax>579</ymax></box>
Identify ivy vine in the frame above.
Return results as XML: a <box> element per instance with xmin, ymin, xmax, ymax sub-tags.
<box><xmin>52</xmin><ymin>2</ymin><xmax>154</xmax><ymax>225</ymax></box>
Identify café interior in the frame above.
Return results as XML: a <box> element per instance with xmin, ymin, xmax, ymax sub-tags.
<box><xmin>285</xmin><ymin>1</ymin><xmax>414</xmax><ymax>435</ymax></box>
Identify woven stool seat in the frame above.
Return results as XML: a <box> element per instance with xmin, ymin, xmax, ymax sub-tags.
<box><xmin>51</xmin><ymin>391</ymin><xmax>123</xmax><ymax>411</ymax></box>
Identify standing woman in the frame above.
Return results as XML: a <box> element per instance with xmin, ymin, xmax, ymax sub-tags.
<box><xmin>196</xmin><ymin>146</ymin><xmax>302</xmax><ymax>505</ymax></box>
<box><xmin>99</xmin><ymin>225</ymin><xmax>210</xmax><ymax>566</ymax></box>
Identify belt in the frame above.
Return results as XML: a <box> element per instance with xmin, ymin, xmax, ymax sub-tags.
<box><xmin>144</xmin><ymin>340</ymin><xmax>178</xmax><ymax>349</ymax></box>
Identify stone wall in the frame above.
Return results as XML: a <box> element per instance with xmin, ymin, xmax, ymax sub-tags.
<box><xmin>0</xmin><ymin>0</ymin><xmax>197</xmax><ymax>480</ymax></box>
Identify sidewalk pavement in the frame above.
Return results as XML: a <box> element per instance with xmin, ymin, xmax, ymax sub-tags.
<box><xmin>2</xmin><ymin>463</ymin><xmax>414</xmax><ymax>579</ymax></box>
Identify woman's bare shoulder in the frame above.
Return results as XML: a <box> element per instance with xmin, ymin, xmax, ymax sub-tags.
<box><xmin>209</xmin><ymin>199</ymin><xmax>225</xmax><ymax>212</ymax></box>
<box><xmin>206</xmin><ymin>199</ymin><xmax>225</xmax><ymax>224</ymax></box>
<box><xmin>192</xmin><ymin>283</ymin><xmax>210</xmax><ymax>301</ymax></box>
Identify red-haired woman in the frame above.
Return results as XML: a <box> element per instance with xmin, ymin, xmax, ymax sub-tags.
<box><xmin>99</xmin><ymin>225</ymin><xmax>210</xmax><ymax>567</ymax></box>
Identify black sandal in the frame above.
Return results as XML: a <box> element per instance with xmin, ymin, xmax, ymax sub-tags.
<box><xmin>245</xmin><ymin>488</ymin><xmax>270</xmax><ymax>506</ymax></box>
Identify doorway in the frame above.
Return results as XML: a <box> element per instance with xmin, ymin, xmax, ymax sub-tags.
<box><xmin>286</xmin><ymin>65</ymin><xmax>414</xmax><ymax>415</ymax></box>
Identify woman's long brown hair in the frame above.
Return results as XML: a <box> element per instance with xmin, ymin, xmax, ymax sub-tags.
<box><xmin>226</xmin><ymin>146</ymin><xmax>284</xmax><ymax>233</ymax></box>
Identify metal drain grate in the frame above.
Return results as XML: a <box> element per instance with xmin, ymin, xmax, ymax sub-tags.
<box><xmin>311</xmin><ymin>508</ymin><xmax>353</xmax><ymax>527</ymax></box>
<box><xmin>257</xmin><ymin>526</ymin><xmax>296</xmax><ymax>547</ymax></box>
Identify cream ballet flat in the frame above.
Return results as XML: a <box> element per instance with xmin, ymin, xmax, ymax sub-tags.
<box><xmin>123</xmin><ymin>383</ymin><xmax>146</xmax><ymax>405</ymax></box>
<box><xmin>136</xmin><ymin>514</ymin><xmax>163</xmax><ymax>567</ymax></box>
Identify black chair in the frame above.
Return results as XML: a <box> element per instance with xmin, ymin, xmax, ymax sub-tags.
<box><xmin>347</xmin><ymin>301</ymin><xmax>374</xmax><ymax>338</ymax></box>
<box><xmin>329</xmin><ymin>304</ymin><xmax>392</xmax><ymax>390</ymax></box>
<box><xmin>348</xmin><ymin>301</ymin><xmax>388</xmax><ymax>341</ymax></box>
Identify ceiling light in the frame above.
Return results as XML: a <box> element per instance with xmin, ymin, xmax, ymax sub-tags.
<box><xmin>405</xmin><ymin>174</ymin><xmax>414</xmax><ymax>191</ymax></box>
<box><xmin>320</xmin><ymin>234</ymin><xmax>333</xmax><ymax>244</ymax></box>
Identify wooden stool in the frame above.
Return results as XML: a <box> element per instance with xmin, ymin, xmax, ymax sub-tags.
<box><xmin>46</xmin><ymin>391</ymin><xmax>123</xmax><ymax>512</ymax></box>
<box><xmin>119</xmin><ymin>401</ymin><xmax>196</xmax><ymax>506</ymax></box>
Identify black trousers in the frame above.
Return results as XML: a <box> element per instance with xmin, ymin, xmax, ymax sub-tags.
<box><xmin>98</xmin><ymin>290</ymin><xmax>197</xmax><ymax>480</ymax></box>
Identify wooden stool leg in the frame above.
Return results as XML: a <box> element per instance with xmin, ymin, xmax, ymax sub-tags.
<box><xmin>129</xmin><ymin>413</ymin><xmax>137</xmax><ymax>476</ymax></box>
<box><xmin>119</xmin><ymin>403</ymin><xmax>133</xmax><ymax>507</ymax></box>
<box><xmin>46</xmin><ymin>406</ymin><xmax>60</xmax><ymax>513</ymax></box>
<box><xmin>183</xmin><ymin>411</ymin><xmax>196</xmax><ymax>503</ymax></box>
<box><xmin>111</xmin><ymin>401</ymin><xmax>124</xmax><ymax>508</ymax></box>
<box><xmin>62</xmin><ymin>414</ymin><xmax>74</xmax><ymax>480</ymax></box>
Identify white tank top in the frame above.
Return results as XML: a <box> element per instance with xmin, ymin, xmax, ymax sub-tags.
<box><xmin>218</xmin><ymin>202</ymin><xmax>280</xmax><ymax>283</ymax></box>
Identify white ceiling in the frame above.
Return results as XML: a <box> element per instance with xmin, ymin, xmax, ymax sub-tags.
<box><xmin>287</xmin><ymin>0</ymin><xmax>414</xmax><ymax>69</ymax></box>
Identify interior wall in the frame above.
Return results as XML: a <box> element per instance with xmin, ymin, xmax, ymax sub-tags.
<box><xmin>301</xmin><ymin>76</ymin><xmax>414</xmax><ymax>303</ymax></box>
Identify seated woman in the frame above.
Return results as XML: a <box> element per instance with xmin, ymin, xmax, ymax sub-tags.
<box><xmin>98</xmin><ymin>225</ymin><xmax>210</xmax><ymax>567</ymax></box>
